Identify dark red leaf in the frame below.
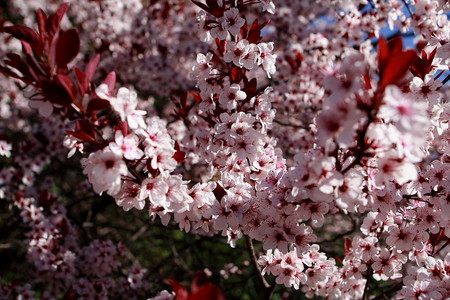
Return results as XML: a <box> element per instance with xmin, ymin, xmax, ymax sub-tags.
<box><xmin>103</xmin><ymin>71</ymin><xmax>116</xmax><ymax>91</ymax></box>
<box><xmin>363</xmin><ymin>70</ymin><xmax>372</xmax><ymax>90</ymax></box>
<box><xmin>87</xmin><ymin>98</ymin><xmax>111</xmax><ymax>112</ymax></box>
<box><xmin>76</xmin><ymin>119</ymin><xmax>97</xmax><ymax>138</ymax></box>
<box><xmin>378</xmin><ymin>36</ymin><xmax>417</xmax><ymax>89</ymax></box>
<box><xmin>24</xmin><ymin>52</ymin><xmax>47</xmax><ymax>80</ymax></box>
<box><xmin>380</xmin><ymin>49</ymin><xmax>416</xmax><ymax>88</ymax></box>
<box><xmin>58</xmin><ymin>218</ymin><xmax>69</xmax><ymax>236</ymax></box>
<box><xmin>62</xmin><ymin>288</ymin><xmax>75</xmax><ymax>300</ymax></box>
<box><xmin>192</xmin><ymin>1</ymin><xmax>212</xmax><ymax>14</ymax></box>
<box><xmin>180</xmin><ymin>92</ymin><xmax>188</xmax><ymax>108</ymax></box>
<box><xmin>190</xmin><ymin>271</ymin><xmax>208</xmax><ymax>294</ymax></box>
<box><xmin>205</xmin><ymin>0</ymin><xmax>222</xmax><ymax>15</ymax></box>
<box><xmin>246</xmin><ymin>19</ymin><xmax>269</xmax><ymax>44</ymax></box>
<box><xmin>74</xmin><ymin>67</ymin><xmax>87</xmax><ymax>95</ymax></box>
<box><xmin>46</xmin><ymin>3</ymin><xmax>70</xmax><ymax>34</ymax></box>
<box><xmin>4</xmin><ymin>25</ymin><xmax>41</xmax><ymax>50</ymax></box>
<box><xmin>416</xmin><ymin>40</ymin><xmax>428</xmax><ymax>53</ymax></box>
<box><xmin>55</xmin><ymin>74</ymin><xmax>77</xmax><ymax>101</ymax></box>
<box><xmin>377</xmin><ymin>37</ymin><xmax>389</xmax><ymax>75</ymax></box>
<box><xmin>173</xmin><ymin>142</ymin><xmax>185</xmax><ymax>163</ymax></box>
<box><xmin>344</xmin><ymin>237</ymin><xmax>352</xmax><ymax>256</ymax></box>
<box><xmin>66</xmin><ymin>119</ymin><xmax>98</xmax><ymax>143</ymax></box>
<box><xmin>240</xmin><ymin>22</ymin><xmax>249</xmax><ymax>40</ymax></box>
<box><xmin>230</xmin><ymin>67</ymin><xmax>242</xmax><ymax>83</ymax></box>
<box><xmin>192</xmin><ymin>0</ymin><xmax>223</xmax><ymax>17</ymax></box>
<box><xmin>4</xmin><ymin>53</ymin><xmax>35</xmax><ymax>83</ymax></box>
<box><xmin>41</xmin><ymin>81</ymin><xmax>73</xmax><ymax>107</ymax></box>
<box><xmin>213</xmin><ymin>183</ymin><xmax>226</xmax><ymax>202</ymax></box>
<box><xmin>242</xmin><ymin>77</ymin><xmax>257</xmax><ymax>99</ymax></box>
<box><xmin>246</xmin><ymin>19</ymin><xmax>261</xmax><ymax>44</ymax></box>
<box><xmin>36</xmin><ymin>9</ymin><xmax>48</xmax><ymax>37</ymax></box>
<box><xmin>66</xmin><ymin>130</ymin><xmax>96</xmax><ymax>143</ymax></box>
<box><xmin>21</xmin><ymin>41</ymin><xmax>33</xmax><ymax>55</ymax></box>
<box><xmin>191</xmin><ymin>91</ymin><xmax>202</xmax><ymax>103</ymax></box>
<box><xmin>0</xmin><ymin>65</ymin><xmax>25</xmax><ymax>81</ymax></box>
<box><xmin>410</xmin><ymin>47</ymin><xmax>437</xmax><ymax>80</ymax></box>
<box><xmin>188</xmin><ymin>284</ymin><xmax>226</xmax><ymax>300</ymax></box>
<box><xmin>85</xmin><ymin>54</ymin><xmax>101</xmax><ymax>86</ymax></box>
<box><xmin>173</xmin><ymin>150</ymin><xmax>186</xmax><ymax>163</ymax></box>
<box><xmin>168</xmin><ymin>278</ymin><xmax>189</xmax><ymax>300</ymax></box>
<box><xmin>116</xmin><ymin>121</ymin><xmax>129</xmax><ymax>136</ymax></box>
<box><xmin>215</xmin><ymin>38</ymin><xmax>226</xmax><ymax>56</ymax></box>
<box><xmin>55</xmin><ymin>28</ymin><xmax>80</xmax><ymax>67</ymax></box>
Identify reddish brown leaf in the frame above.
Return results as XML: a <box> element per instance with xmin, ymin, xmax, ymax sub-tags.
<box><xmin>247</xmin><ymin>19</ymin><xmax>269</xmax><ymax>44</ymax></box>
<box><xmin>55</xmin><ymin>74</ymin><xmax>77</xmax><ymax>101</ymax></box>
<box><xmin>191</xmin><ymin>91</ymin><xmax>202</xmax><ymax>103</ymax></box>
<box><xmin>25</xmin><ymin>52</ymin><xmax>47</xmax><ymax>80</ymax></box>
<box><xmin>4</xmin><ymin>25</ymin><xmax>41</xmax><ymax>50</ymax></box>
<box><xmin>116</xmin><ymin>121</ymin><xmax>129</xmax><ymax>136</ymax></box>
<box><xmin>242</xmin><ymin>77</ymin><xmax>257</xmax><ymax>100</ymax></box>
<box><xmin>55</xmin><ymin>29</ymin><xmax>80</xmax><ymax>67</ymax></box>
<box><xmin>21</xmin><ymin>41</ymin><xmax>33</xmax><ymax>55</ymax></box>
<box><xmin>4</xmin><ymin>53</ymin><xmax>35</xmax><ymax>82</ymax></box>
<box><xmin>168</xmin><ymin>278</ymin><xmax>189</xmax><ymax>300</ymax></box>
<box><xmin>190</xmin><ymin>271</ymin><xmax>208</xmax><ymax>294</ymax></box>
<box><xmin>0</xmin><ymin>65</ymin><xmax>24</xmax><ymax>81</ymax></box>
<box><xmin>103</xmin><ymin>71</ymin><xmax>116</xmax><ymax>91</ymax></box>
<box><xmin>378</xmin><ymin>36</ymin><xmax>417</xmax><ymax>89</ymax></box>
<box><xmin>74</xmin><ymin>67</ymin><xmax>87</xmax><ymax>95</ymax></box>
<box><xmin>41</xmin><ymin>81</ymin><xmax>73</xmax><ymax>107</ymax></box>
<box><xmin>76</xmin><ymin>119</ymin><xmax>95</xmax><ymax>134</ymax></box>
<box><xmin>188</xmin><ymin>284</ymin><xmax>226</xmax><ymax>300</ymax></box>
<box><xmin>192</xmin><ymin>0</ymin><xmax>223</xmax><ymax>17</ymax></box>
<box><xmin>205</xmin><ymin>0</ymin><xmax>223</xmax><ymax>17</ymax></box>
<box><xmin>377</xmin><ymin>37</ymin><xmax>389</xmax><ymax>76</ymax></box>
<box><xmin>87</xmin><ymin>98</ymin><xmax>111</xmax><ymax>113</ymax></box>
<box><xmin>230</xmin><ymin>67</ymin><xmax>242</xmax><ymax>83</ymax></box>
<box><xmin>247</xmin><ymin>19</ymin><xmax>261</xmax><ymax>44</ymax></box>
<box><xmin>66</xmin><ymin>130</ymin><xmax>96</xmax><ymax>143</ymax></box>
<box><xmin>240</xmin><ymin>22</ymin><xmax>249</xmax><ymax>40</ymax></box>
<box><xmin>36</xmin><ymin>9</ymin><xmax>47</xmax><ymax>37</ymax></box>
<box><xmin>173</xmin><ymin>150</ymin><xmax>185</xmax><ymax>163</ymax></box>
<box><xmin>173</xmin><ymin>142</ymin><xmax>185</xmax><ymax>163</ymax></box>
<box><xmin>46</xmin><ymin>3</ymin><xmax>70</xmax><ymax>34</ymax></box>
<box><xmin>192</xmin><ymin>1</ymin><xmax>212</xmax><ymax>15</ymax></box>
<box><xmin>85</xmin><ymin>54</ymin><xmax>101</xmax><ymax>86</ymax></box>
<box><xmin>69</xmin><ymin>119</ymin><xmax>98</xmax><ymax>143</ymax></box>
<box><xmin>344</xmin><ymin>237</ymin><xmax>352</xmax><ymax>256</ymax></box>
<box><xmin>410</xmin><ymin>47</ymin><xmax>437</xmax><ymax>80</ymax></box>
<box><xmin>380</xmin><ymin>49</ymin><xmax>416</xmax><ymax>88</ymax></box>
<box><xmin>215</xmin><ymin>38</ymin><xmax>226</xmax><ymax>56</ymax></box>
<box><xmin>213</xmin><ymin>183</ymin><xmax>226</xmax><ymax>202</ymax></box>
<box><xmin>363</xmin><ymin>70</ymin><xmax>372</xmax><ymax>90</ymax></box>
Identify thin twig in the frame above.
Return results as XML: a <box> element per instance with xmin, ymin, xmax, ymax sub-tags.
<box><xmin>362</xmin><ymin>264</ymin><xmax>372</xmax><ymax>300</ymax></box>
<box><xmin>244</xmin><ymin>235</ymin><xmax>275</xmax><ymax>300</ymax></box>
<box><xmin>401</xmin><ymin>0</ymin><xmax>414</xmax><ymax>18</ymax></box>
<box><xmin>273</xmin><ymin>119</ymin><xmax>309</xmax><ymax>130</ymax></box>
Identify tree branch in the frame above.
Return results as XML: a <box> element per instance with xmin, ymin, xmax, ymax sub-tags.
<box><xmin>245</xmin><ymin>235</ymin><xmax>275</xmax><ymax>300</ymax></box>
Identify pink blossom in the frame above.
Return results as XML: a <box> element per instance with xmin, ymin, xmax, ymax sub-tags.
<box><xmin>114</xmin><ymin>180</ymin><xmax>145</xmax><ymax>211</ymax></box>
<box><xmin>257</xmin><ymin>42</ymin><xmax>277</xmax><ymax>78</ymax></box>
<box><xmin>0</xmin><ymin>140</ymin><xmax>12</xmax><ymax>157</ymax></box>
<box><xmin>110</xmin><ymin>131</ymin><xmax>144</xmax><ymax>160</ymax></box>
<box><xmin>222</xmin><ymin>8</ymin><xmax>245</xmax><ymax>37</ymax></box>
<box><xmin>219</xmin><ymin>83</ymin><xmax>247</xmax><ymax>110</ymax></box>
<box><xmin>82</xmin><ymin>148</ymin><xmax>128</xmax><ymax>195</ymax></box>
